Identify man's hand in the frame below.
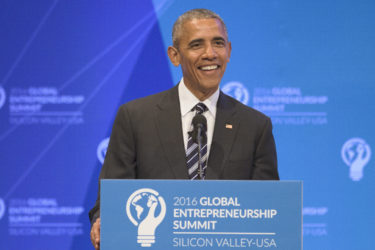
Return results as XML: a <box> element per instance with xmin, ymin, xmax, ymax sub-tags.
<box><xmin>90</xmin><ymin>218</ymin><xmax>101</xmax><ymax>249</ymax></box>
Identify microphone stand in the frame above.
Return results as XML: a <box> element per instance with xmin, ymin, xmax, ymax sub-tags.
<box><xmin>196</xmin><ymin>124</ymin><xmax>204</xmax><ymax>180</ymax></box>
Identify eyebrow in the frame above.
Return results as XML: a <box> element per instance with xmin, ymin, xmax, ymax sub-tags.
<box><xmin>212</xmin><ymin>37</ymin><xmax>226</xmax><ymax>42</ymax></box>
<box><xmin>188</xmin><ymin>37</ymin><xmax>226</xmax><ymax>46</ymax></box>
<box><xmin>188</xmin><ymin>38</ymin><xmax>204</xmax><ymax>46</ymax></box>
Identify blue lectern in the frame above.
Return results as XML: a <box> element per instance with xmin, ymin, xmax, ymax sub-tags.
<box><xmin>101</xmin><ymin>180</ymin><xmax>302</xmax><ymax>250</ymax></box>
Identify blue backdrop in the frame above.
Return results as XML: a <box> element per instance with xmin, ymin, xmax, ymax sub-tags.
<box><xmin>0</xmin><ymin>0</ymin><xmax>374</xmax><ymax>249</ymax></box>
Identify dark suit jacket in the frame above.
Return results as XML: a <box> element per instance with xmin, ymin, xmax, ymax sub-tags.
<box><xmin>89</xmin><ymin>85</ymin><xmax>278</xmax><ymax>223</ymax></box>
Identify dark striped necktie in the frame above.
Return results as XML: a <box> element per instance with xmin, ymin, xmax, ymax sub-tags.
<box><xmin>186</xmin><ymin>103</ymin><xmax>208</xmax><ymax>180</ymax></box>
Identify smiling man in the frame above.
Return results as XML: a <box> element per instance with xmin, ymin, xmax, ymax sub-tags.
<box><xmin>89</xmin><ymin>9</ymin><xmax>279</xmax><ymax>249</ymax></box>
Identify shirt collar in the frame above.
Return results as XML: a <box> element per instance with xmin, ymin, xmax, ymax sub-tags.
<box><xmin>178</xmin><ymin>78</ymin><xmax>219</xmax><ymax>117</ymax></box>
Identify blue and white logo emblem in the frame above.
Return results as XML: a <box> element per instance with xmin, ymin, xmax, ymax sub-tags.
<box><xmin>97</xmin><ymin>137</ymin><xmax>110</xmax><ymax>164</ymax></box>
<box><xmin>341</xmin><ymin>138</ymin><xmax>371</xmax><ymax>181</ymax></box>
<box><xmin>0</xmin><ymin>86</ymin><xmax>6</xmax><ymax>110</ymax></box>
<box><xmin>222</xmin><ymin>81</ymin><xmax>249</xmax><ymax>105</ymax></box>
<box><xmin>0</xmin><ymin>198</ymin><xmax>5</xmax><ymax>220</ymax></box>
<box><xmin>126</xmin><ymin>188</ymin><xmax>166</xmax><ymax>247</ymax></box>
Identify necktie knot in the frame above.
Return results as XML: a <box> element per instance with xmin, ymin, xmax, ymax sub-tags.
<box><xmin>193</xmin><ymin>102</ymin><xmax>208</xmax><ymax>115</ymax></box>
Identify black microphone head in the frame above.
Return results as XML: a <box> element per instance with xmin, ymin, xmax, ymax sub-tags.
<box><xmin>192</xmin><ymin>114</ymin><xmax>207</xmax><ymax>132</ymax></box>
<box><xmin>191</xmin><ymin>114</ymin><xmax>207</xmax><ymax>144</ymax></box>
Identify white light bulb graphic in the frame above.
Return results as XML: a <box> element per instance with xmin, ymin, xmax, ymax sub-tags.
<box><xmin>222</xmin><ymin>81</ymin><xmax>249</xmax><ymax>105</ymax></box>
<box><xmin>0</xmin><ymin>198</ymin><xmax>5</xmax><ymax>220</ymax></box>
<box><xmin>0</xmin><ymin>86</ymin><xmax>6</xmax><ymax>110</ymax></box>
<box><xmin>126</xmin><ymin>188</ymin><xmax>166</xmax><ymax>247</ymax></box>
<box><xmin>341</xmin><ymin>138</ymin><xmax>371</xmax><ymax>181</ymax></box>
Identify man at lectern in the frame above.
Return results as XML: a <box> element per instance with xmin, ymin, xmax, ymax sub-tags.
<box><xmin>89</xmin><ymin>8</ymin><xmax>279</xmax><ymax>249</ymax></box>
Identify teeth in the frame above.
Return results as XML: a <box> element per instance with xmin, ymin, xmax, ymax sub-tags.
<box><xmin>200</xmin><ymin>65</ymin><xmax>218</xmax><ymax>71</ymax></box>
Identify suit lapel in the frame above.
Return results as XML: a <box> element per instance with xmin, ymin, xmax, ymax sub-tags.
<box><xmin>154</xmin><ymin>86</ymin><xmax>189</xmax><ymax>179</ymax></box>
<box><xmin>206</xmin><ymin>92</ymin><xmax>238</xmax><ymax>179</ymax></box>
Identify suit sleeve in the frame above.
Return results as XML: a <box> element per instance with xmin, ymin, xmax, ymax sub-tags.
<box><xmin>88</xmin><ymin>104</ymin><xmax>137</xmax><ymax>224</ymax></box>
<box><xmin>251</xmin><ymin>117</ymin><xmax>279</xmax><ymax>180</ymax></box>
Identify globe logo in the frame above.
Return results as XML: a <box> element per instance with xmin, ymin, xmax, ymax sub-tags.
<box><xmin>126</xmin><ymin>188</ymin><xmax>166</xmax><ymax>247</ymax></box>
<box><xmin>97</xmin><ymin>137</ymin><xmax>110</xmax><ymax>164</ymax></box>
<box><xmin>341</xmin><ymin>138</ymin><xmax>371</xmax><ymax>181</ymax></box>
<box><xmin>0</xmin><ymin>86</ymin><xmax>6</xmax><ymax>110</ymax></box>
<box><xmin>222</xmin><ymin>81</ymin><xmax>249</xmax><ymax>105</ymax></box>
<box><xmin>0</xmin><ymin>198</ymin><xmax>5</xmax><ymax>220</ymax></box>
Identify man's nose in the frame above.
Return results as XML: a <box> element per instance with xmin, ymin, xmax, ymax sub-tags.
<box><xmin>203</xmin><ymin>45</ymin><xmax>217</xmax><ymax>59</ymax></box>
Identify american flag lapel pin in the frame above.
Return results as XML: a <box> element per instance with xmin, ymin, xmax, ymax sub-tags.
<box><xmin>225</xmin><ymin>124</ymin><xmax>233</xmax><ymax>129</ymax></box>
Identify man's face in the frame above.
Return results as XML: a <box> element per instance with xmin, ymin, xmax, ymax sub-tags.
<box><xmin>168</xmin><ymin>18</ymin><xmax>231</xmax><ymax>100</ymax></box>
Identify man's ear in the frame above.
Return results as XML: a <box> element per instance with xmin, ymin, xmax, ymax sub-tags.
<box><xmin>227</xmin><ymin>41</ymin><xmax>232</xmax><ymax>62</ymax></box>
<box><xmin>167</xmin><ymin>46</ymin><xmax>180</xmax><ymax>66</ymax></box>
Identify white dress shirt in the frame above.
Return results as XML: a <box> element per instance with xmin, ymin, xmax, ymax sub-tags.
<box><xmin>178</xmin><ymin>78</ymin><xmax>219</xmax><ymax>159</ymax></box>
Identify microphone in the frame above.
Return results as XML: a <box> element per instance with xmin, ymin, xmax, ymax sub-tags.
<box><xmin>192</xmin><ymin>114</ymin><xmax>207</xmax><ymax>180</ymax></box>
<box><xmin>191</xmin><ymin>114</ymin><xmax>207</xmax><ymax>143</ymax></box>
